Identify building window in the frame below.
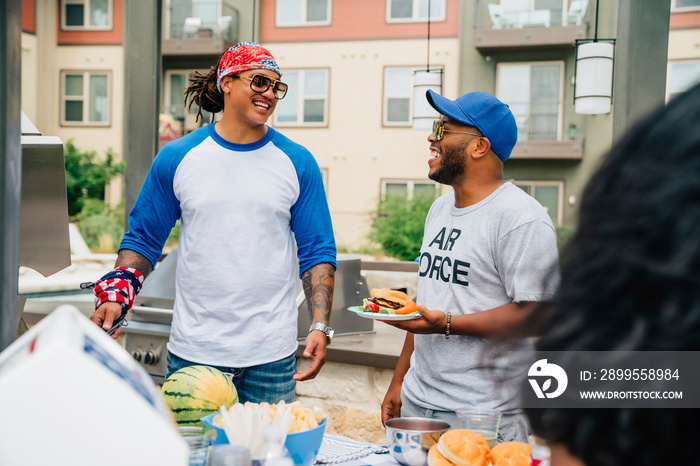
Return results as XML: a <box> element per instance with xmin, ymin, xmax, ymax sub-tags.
<box><xmin>387</xmin><ymin>0</ymin><xmax>445</xmax><ymax>23</ymax></box>
<box><xmin>383</xmin><ymin>66</ymin><xmax>443</xmax><ymax>126</ymax></box>
<box><xmin>496</xmin><ymin>61</ymin><xmax>563</xmax><ymax>142</ymax></box>
<box><xmin>513</xmin><ymin>180</ymin><xmax>563</xmax><ymax>225</ymax></box>
<box><xmin>276</xmin><ymin>0</ymin><xmax>332</xmax><ymax>27</ymax></box>
<box><xmin>384</xmin><ymin>68</ymin><xmax>413</xmax><ymax>126</ymax></box>
<box><xmin>667</xmin><ymin>61</ymin><xmax>700</xmax><ymax>101</ymax></box>
<box><xmin>381</xmin><ymin>179</ymin><xmax>440</xmax><ymax>200</ymax></box>
<box><xmin>274</xmin><ymin>69</ymin><xmax>329</xmax><ymax>126</ymax></box>
<box><xmin>672</xmin><ymin>0</ymin><xmax>700</xmax><ymax>11</ymax></box>
<box><xmin>61</xmin><ymin>0</ymin><xmax>112</xmax><ymax>30</ymax></box>
<box><xmin>61</xmin><ymin>71</ymin><xmax>111</xmax><ymax>126</ymax></box>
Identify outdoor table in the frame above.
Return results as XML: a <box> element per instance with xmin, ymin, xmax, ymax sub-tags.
<box><xmin>315</xmin><ymin>433</ymin><xmax>391</xmax><ymax>466</ymax></box>
<box><xmin>337</xmin><ymin>453</ymin><xmax>399</xmax><ymax>466</ymax></box>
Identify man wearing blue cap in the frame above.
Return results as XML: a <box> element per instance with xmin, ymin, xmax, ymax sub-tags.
<box><xmin>380</xmin><ymin>90</ymin><xmax>560</xmax><ymax>443</ymax></box>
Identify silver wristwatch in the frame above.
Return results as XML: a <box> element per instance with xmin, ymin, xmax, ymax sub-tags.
<box><xmin>309</xmin><ymin>323</ymin><xmax>334</xmax><ymax>344</ymax></box>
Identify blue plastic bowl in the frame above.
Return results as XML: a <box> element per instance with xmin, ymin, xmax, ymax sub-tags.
<box><xmin>200</xmin><ymin>413</ymin><xmax>327</xmax><ymax>466</ymax></box>
<box><xmin>200</xmin><ymin>412</ymin><xmax>229</xmax><ymax>445</ymax></box>
<box><xmin>285</xmin><ymin>418</ymin><xmax>327</xmax><ymax>466</ymax></box>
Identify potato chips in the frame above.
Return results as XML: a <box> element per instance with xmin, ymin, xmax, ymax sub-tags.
<box><xmin>211</xmin><ymin>400</ymin><xmax>326</xmax><ymax>456</ymax></box>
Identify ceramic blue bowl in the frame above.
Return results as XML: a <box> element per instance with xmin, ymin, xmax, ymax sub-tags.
<box><xmin>200</xmin><ymin>413</ymin><xmax>327</xmax><ymax>466</ymax></box>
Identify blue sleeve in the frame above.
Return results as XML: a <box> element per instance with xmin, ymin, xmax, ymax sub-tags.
<box><xmin>272</xmin><ymin>132</ymin><xmax>337</xmax><ymax>277</ymax></box>
<box><xmin>119</xmin><ymin>129</ymin><xmax>207</xmax><ymax>268</ymax></box>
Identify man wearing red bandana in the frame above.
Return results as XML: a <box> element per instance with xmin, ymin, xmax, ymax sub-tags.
<box><xmin>89</xmin><ymin>42</ymin><xmax>336</xmax><ymax>404</ymax></box>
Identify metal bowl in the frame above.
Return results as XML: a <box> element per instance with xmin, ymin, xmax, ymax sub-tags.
<box><xmin>385</xmin><ymin>417</ymin><xmax>451</xmax><ymax>466</ymax></box>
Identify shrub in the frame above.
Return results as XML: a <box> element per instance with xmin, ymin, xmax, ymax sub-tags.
<box><xmin>369</xmin><ymin>194</ymin><xmax>435</xmax><ymax>261</ymax></box>
<box><xmin>555</xmin><ymin>224</ymin><xmax>576</xmax><ymax>255</ymax></box>
<box><xmin>72</xmin><ymin>198</ymin><xmax>124</xmax><ymax>252</ymax></box>
<box><xmin>165</xmin><ymin>220</ymin><xmax>181</xmax><ymax>252</ymax></box>
<box><xmin>368</xmin><ymin>192</ymin><xmax>576</xmax><ymax>263</ymax></box>
<box><xmin>64</xmin><ymin>139</ymin><xmax>124</xmax><ymax>217</ymax></box>
<box><xmin>64</xmin><ymin>140</ymin><xmax>125</xmax><ymax>252</ymax></box>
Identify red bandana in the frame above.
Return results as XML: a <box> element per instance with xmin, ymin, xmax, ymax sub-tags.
<box><xmin>217</xmin><ymin>42</ymin><xmax>281</xmax><ymax>93</ymax></box>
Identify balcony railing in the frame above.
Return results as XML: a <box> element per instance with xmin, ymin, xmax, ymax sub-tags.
<box><xmin>475</xmin><ymin>0</ymin><xmax>589</xmax><ymax>49</ymax></box>
<box><xmin>479</xmin><ymin>0</ymin><xmax>588</xmax><ymax>30</ymax></box>
<box><xmin>164</xmin><ymin>0</ymin><xmax>239</xmax><ymax>43</ymax></box>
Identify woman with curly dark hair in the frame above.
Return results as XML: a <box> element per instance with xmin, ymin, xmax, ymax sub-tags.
<box><xmin>526</xmin><ymin>81</ymin><xmax>700</xmax><ymax>465</ymax></box>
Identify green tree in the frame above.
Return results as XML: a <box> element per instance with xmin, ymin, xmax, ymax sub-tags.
<box><xmin>369</xmin><ymin>192</ymin><xmax>576</xmax><ymax>263</ymax></box>
<box><xmin>64</xmin><ymin>139</ymin><xmax>124</xmax><ymax>217</ymax></box>
<box><xmin>369</xmin><ymin>194</ymin><xmax>435</xmax><ymax>261</ymax></box>
<box><xmin>72</xmin><ymin>198</ymin><xmax>125</xmax><ymax>251</ymax></box>
<box><xmin>555</xmin><ymin>224</ymin><xmax>575</xmax><ymax>254</ymax></box>
<box><xmin>64</xmin><ymin>140</ymin><xmax>125</xmax><ymax>252</ymax></box>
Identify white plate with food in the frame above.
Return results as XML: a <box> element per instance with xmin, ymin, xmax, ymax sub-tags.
<box><xmin>347</xmin><ymin>306</ymin><xmax>421</xmax><ymax>321</ymax></box>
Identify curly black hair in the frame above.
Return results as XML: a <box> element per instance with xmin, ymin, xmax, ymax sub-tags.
<box><xmin>526</xmin><ymin>81</ymin><xmax>700</xmax><ymax>466</ymax></box>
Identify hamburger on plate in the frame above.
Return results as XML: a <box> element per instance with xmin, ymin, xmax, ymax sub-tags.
<box><xmin>362</xmin><ymin>288</ymin><xmax>418</xmax><ymax>315</ymax></box>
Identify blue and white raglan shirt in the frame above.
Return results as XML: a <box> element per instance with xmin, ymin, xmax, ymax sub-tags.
<box><xmin>120</xmin><ymin>124</ymin><xmax>337</xmax><ymax>367</ymax></box>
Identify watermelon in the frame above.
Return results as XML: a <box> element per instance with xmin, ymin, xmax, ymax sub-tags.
<box><xmin>161</xmin><ymin>365</ymin><xmax>238</xmax><ymax>425</ymax></box>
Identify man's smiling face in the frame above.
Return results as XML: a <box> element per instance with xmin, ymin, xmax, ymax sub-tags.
<box><xmin>427</xmin><ymin>118</ymin><xmax>481</xmax><ymax>186</ymax></box>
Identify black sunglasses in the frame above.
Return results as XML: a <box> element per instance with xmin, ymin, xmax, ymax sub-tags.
<box><xmin>233</xmin><ymin>74</ymin><xmax>288</xmax><ymax>99</ymax></box>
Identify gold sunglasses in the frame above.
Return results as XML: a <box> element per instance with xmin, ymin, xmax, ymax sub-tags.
<box><xmin>432</xmin><ymin>120</ymin><xmax>482</xmax><ymax>141</ymax></box>
<box><xmin>233</xmin><ymin>74</ymin><xmax>288</xmax><ymax>99</ymax></box>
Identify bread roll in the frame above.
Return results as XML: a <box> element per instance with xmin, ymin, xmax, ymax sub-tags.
<box><xmin>436</xmin><ymin>429</ymin><xmax>492</xmax><ymax>466</ymax></box>
<box><xmin>490</xmin><ymin>441</ymin><xmax>532</xmax><ymax>466</ymax></box>
<box><xmin>428</xmin><ymin>444</ymin><xmax>454</xmax><ymax>466</ymax></box>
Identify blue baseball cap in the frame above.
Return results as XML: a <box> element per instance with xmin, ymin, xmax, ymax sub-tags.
<box><xmin>426</xmin><ymin>89</ymin><xmax>518</xmax><ymax>162</ymax></box>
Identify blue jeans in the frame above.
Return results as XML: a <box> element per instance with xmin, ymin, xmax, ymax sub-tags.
<box><xmin>166</xmin><ymin>350</ymin><xmax>297</xmax><ymax>404</ymax></box>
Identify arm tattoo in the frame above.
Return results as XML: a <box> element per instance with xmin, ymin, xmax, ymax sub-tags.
<box><xmin>115</xmin><ymin>249</ymin><xmax>154</xmax><ymax>279</ymax></box>
<box><xmin>301</xmin><ymin>263</ymin><xmax>335</xmax><ymax>325</ymax></box>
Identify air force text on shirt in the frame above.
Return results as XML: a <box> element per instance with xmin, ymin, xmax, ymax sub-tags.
<box><xmin>418</xmin><ymin>227</ymin><xmax>470</xmax><ymax>286</ymax></box>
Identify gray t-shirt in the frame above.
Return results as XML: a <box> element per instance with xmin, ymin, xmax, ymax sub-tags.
<box><xmin>402</xmin><ymin>182</ymin><xmax>559</xmax><ymax>414</ymax></box>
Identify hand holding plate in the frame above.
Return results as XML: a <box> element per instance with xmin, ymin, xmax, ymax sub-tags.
<box><xmin>378</xmin><ymin>303</ymin><xmax>448</xmax><ymax>334</ymax></box>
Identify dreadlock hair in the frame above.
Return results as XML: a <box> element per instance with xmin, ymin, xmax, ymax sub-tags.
<box><xmin>183</xmin><ymin>61</ymin><xmax>224</xmax><ymax>123</ymax></box>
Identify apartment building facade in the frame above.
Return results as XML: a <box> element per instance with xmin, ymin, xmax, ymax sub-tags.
<box><xmin>18</xmin><ymin>0</ymin><xmax>700</xmax><ymax>251</ymax></box>
<box><xmin>667</xmin><ymin>1</ymin><xmax>700</xmax><ymax>100</ymax></box>
<box><xmin>469</xmin><ymin>0</ymin><xmax>699</xmax><ymax>230</ymax></box>
<box><xmin>455</xmin><ymin>0</ymin><xmax>623</xmax><ymax>231</ymax></box>
<box><xmin>261</xmin><ymin>0</ymin><xmax>604</xmax><ymax>247</ymax></box>
<box><xmin>261</xmin><ymin>0</ymin><xmax>461</xmax><ymax>249</ymax></box>
<box><xmin>21</xmin><ymin>0</ymin><xmax>126</xmax><ymax>205</ymax></box>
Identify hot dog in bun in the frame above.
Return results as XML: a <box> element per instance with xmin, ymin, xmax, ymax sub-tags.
<box><xmin>365</xmin><ymin>288</ymin><xmax>418</xmax><ymax>315</ymax></box>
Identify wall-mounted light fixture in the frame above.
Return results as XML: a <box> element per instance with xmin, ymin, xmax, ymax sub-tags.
<box><xmin>573</xmin><ymin>0</ymin><xmax>616</xmax><ymax>114</ymax></box>
<box><xmin>413</xmin><ymin>69</ymin><xmax>443</xmax><ymax>130</ymax></box>
<box><xmin>412</xmin><ymin>0</ymin><xmax>443</xmax><ymax>130</ymax></box>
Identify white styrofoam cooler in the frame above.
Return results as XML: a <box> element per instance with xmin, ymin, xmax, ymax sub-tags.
<box><xmin>0</xmin><ymin>305</ymin><xmax>188</xmax><ymax>466</ymax></box>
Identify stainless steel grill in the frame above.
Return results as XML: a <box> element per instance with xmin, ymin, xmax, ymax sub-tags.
<box><xmin>125</xmin><ymin>252</ymin><xmax>372</xmax><ymax>384</ymax></box>
<box><xmin>16</xmin><ymin>113</ymin><xmax>71</xmax><ymax>335</ymax></box>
